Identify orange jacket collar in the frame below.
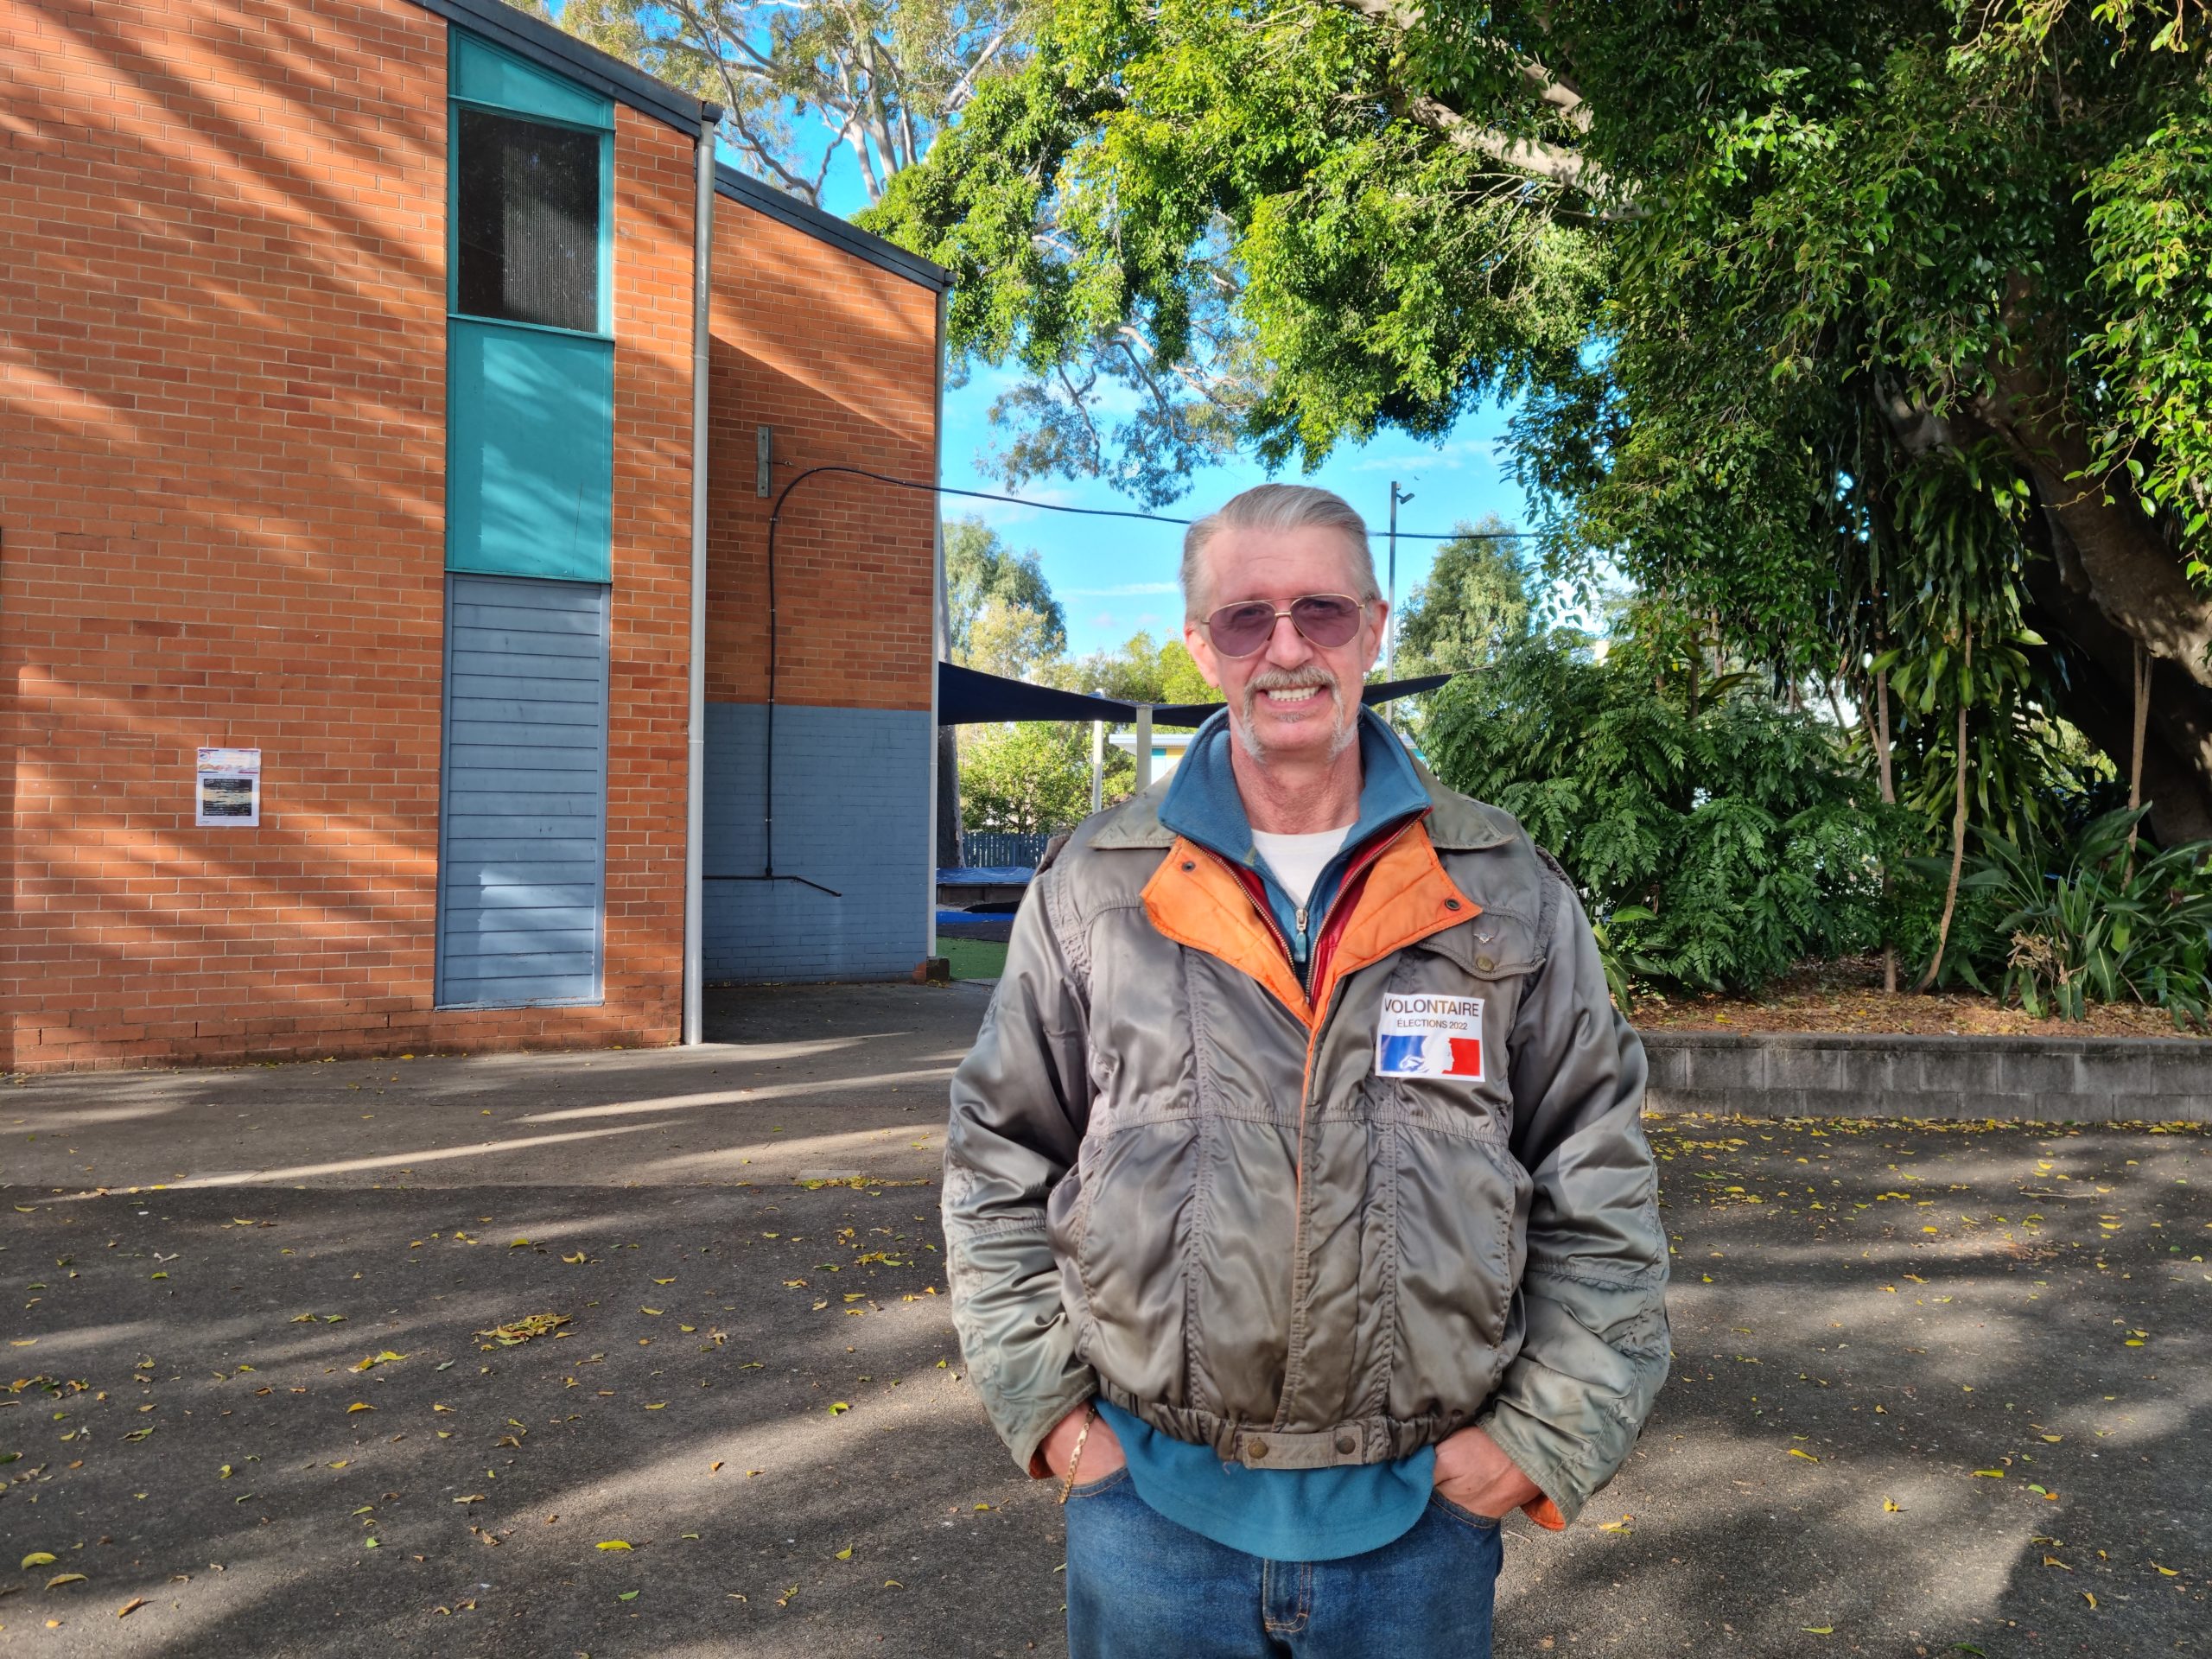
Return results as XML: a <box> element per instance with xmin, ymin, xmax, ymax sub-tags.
<box><xmin>1141</xmin><ymin>823</ymin><xmax>1479</xmax><ymax>1027</ymax></box>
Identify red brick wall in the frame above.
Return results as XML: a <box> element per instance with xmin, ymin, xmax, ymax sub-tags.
<box><xmin>705</xmin><ymin>199</ymin><xmax>941</xmax><ymax>711</ymax></box>
<box><xmin>0</xmin><ymin>0</ymin><xmax>696</xmax><ymax>1071</ymax></box>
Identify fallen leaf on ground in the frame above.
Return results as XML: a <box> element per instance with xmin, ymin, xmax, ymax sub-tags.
<box><xmin>475</xmin><ymin>1313</ymin><xmax>569</xmax><ymax>1346</ymax></box>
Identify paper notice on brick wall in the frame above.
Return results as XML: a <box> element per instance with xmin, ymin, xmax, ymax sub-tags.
<box><xmin>195</xmin><ymin>747</ymin><xmax>261</xmax><ymax>827</ymax></box>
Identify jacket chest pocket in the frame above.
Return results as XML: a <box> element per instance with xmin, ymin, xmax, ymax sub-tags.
<box><xmin>1363</xmin><ymin>933</ymin><xmax>1536</xmax><ymax>1140</ymax></box>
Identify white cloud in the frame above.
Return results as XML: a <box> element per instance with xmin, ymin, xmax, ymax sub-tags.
<box><xmin>1340</xmin><ymin>435</ymin><xmax>1506</xmax><ymax>475</ymax></box>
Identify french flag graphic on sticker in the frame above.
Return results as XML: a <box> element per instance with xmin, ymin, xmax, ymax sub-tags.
<box><xmin>1374</xmin><ymin>993</ymin><xmax>1484</xmax><ymax>1082</ymax></box>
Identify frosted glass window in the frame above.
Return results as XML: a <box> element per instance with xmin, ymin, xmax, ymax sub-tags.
<box><xmin>455</xmin><ymin>107</ymin><xmax>601</xmax><ymax>333</ymax></box>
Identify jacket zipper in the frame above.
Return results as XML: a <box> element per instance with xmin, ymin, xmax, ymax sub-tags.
<box><xmin>1261</xmin><ymin>811</ymin><xmax>1428</xmax><ymax>1438</ymax></box>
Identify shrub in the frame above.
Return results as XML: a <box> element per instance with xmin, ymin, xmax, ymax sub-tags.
<box><xmin>1422</xmin><ymin>632</ymin><xmax>1914</xmax><ymax>995</ymax></box>
<box><xmin>1922</xmin><ymin>808</ymin><xmax>2212</xmax><ymax>1027</ymax></box>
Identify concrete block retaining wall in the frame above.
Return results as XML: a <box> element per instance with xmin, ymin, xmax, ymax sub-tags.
<box><xmin>1641</xmin><ymin>1032</ymin><xmax>2212</xmax><ymax>1123</ymax></box>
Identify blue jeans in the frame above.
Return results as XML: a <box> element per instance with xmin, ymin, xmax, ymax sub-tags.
<box><xmin>1064</xmin><ymin>1466</ymin><xmax>1503</xmax><ymax>1658</ymax></box>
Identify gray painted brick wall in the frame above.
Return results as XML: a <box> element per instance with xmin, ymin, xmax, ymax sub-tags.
<box><xmin>702</xmin><ymin>702</ymin><xmax>930</xmax><ymax>982</ymax></box>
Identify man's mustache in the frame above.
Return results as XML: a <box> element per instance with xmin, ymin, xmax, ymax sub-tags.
<box><xmin>1240</xmin><ymin>665</ymin><xmax>1342</xmax><ymax>717</ymax></box>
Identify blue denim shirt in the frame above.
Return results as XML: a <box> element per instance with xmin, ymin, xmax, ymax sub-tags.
<box><xmin>1104</xmin><ymin>703</ymin><xmax>1438</xmax><ymax>1560</ymax></box>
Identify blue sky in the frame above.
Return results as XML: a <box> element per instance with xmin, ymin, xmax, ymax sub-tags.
<box><xmin>930</xmin><ymin>374</ymin><xmax>1533</xmax><ymax>658</ymax></box>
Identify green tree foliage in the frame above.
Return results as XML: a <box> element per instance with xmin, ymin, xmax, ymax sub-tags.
<box><xmin>958</xmin><ymin>719</ymin><xmax>1112</xmax><ymax>832</ymax></box>
<box><xmin>944</xmin><ymin>516</ymin><xmax>1066</xmax><ymax>673</ymax></box>
<box><xmin>864</xmin><ymin>0</ymin><xmax>2212</xmax><ymax>848</ymax></box>
<box><xmin>1423</xmin><ymin>626</ymin><xmax>1919</xmax><ymax>995</ymax></box>
<box><xmin>1045</xmin><ymin>629</ymin><xmax>1215</xmax><ymax>707</ymax></box>
<box><xmin>1392</xmin><ymin>515</ymin><xmax>1534</xmax><ymax>677</ymax></box>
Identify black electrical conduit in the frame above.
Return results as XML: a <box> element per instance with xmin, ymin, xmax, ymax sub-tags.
<box><xmin>706</xmin><ymin>462</ymin><xmax>1533</xmax><ymax>893</ymax></box>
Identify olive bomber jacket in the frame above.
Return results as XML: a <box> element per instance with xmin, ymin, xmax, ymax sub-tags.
<box><xmin>940</xmin><ymin>765</ymin><xmax>1670</xmax><ymax>1529</ymax></box>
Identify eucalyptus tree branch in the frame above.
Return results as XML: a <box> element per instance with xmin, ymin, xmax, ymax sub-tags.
<box><xmin>1056</xmin><ymin>363</ymin><xmax>1104</xmax><ymax>452</ymax></box>
<box><xmin>1399</xmin><ymin>92</ymin><xmax>1592</xmax><ymax>189</ymax></box>
<box><xmin>944</xmin><ymin>23</ymin><xmax>1017</xmax><ymax>111</ymax></box>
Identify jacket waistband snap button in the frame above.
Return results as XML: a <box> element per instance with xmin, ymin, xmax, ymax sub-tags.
<box><xmin>1245</xmin><ymin>1436</ymin><xmax>1268</xmax><ymax>1460</ymax></box>
<box><xmin>1335</xmin><ymin>1433</ymin><xmax>1358</xmax><ymax>1454</ymax></box>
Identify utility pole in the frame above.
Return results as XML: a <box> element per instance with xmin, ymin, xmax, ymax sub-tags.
<box><xmin>1386</xmin><ymin>480</ymin><xmax>1414</xmax><ymax>682</ymax></box>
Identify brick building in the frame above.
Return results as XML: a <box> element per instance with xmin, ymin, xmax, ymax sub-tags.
<box><xmin>1</xmin><ymin>0</ymin><xmax>947</xmax><ymax>1071</ymax></box>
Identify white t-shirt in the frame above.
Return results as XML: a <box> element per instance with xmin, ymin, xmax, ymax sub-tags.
<box><xmin>1251</xmin><ymin>824</ymin><xmax>1353</xmax><ymax>909</ymax></box>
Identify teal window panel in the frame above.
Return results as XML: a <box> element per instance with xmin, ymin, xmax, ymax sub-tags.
<box><xmin>447</xmin><ymin>317</ymin><xmax>613</xmax><ymax>582</ymax></box>
<box><xmin>451</xmin><ymin>30</ymin><xmax>612</xmax><ymax>130</ymax></box>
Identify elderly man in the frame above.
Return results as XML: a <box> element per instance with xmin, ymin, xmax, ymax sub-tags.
<box><xmin>943</xmin><ymin>483</ymin><xmax>1669</xmax><ymax>1656</ymax></box>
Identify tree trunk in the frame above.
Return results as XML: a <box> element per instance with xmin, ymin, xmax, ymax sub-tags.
<box><xmin>1874</xmin><ymin>665</ymin><xmax>1897</xmax><ymax>995</ymax></box>
<box><xmin>1917</xmin><ymin>630</ymin><xmax>1972</xmax><ymax>994</ymax></box>
<box><xmin>936</xmin><ymin>724</ymin><xmax>963</xmax><ymax>868</ymax></box>
<box><xmin>2128</xmin><ymin>640</ymin><xmax>2150</xmax><ymax>861</ymax></box>
<box><xmin>1963</xmin><ymin>368</ymin><xmax>2212</xmax><ymax>844</ymax></box>
<box><xmin>2016</xmin><ymin>551</ymin><xmax>2212</xmax><ymax>846</ymax></box>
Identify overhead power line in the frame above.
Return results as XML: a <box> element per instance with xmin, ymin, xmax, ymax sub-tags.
<box><xmin>774</xmin><ymin>464</ymin><xmax>1528</xmax><ymax>542</ymax></box>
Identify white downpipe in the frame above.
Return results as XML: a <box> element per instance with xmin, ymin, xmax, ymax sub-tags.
<box><xmin>926</xmin><ymin>287</ymin><xmax>950</xmax><ymax>961</ymax></box>
<box><xmin>682</xmin><ymin>115</ymin><xmax>714</xmax><ymax>1046</ymax></box>
<box><xmin>1134</xmin><ymin>703</ymin><xmax>1154</xmax><ymax>794</ymax></box>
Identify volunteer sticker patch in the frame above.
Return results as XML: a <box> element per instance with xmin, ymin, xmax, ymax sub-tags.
<box><xmin>1374</xmin><ymin>993</ymin><xmax>1485</xmax><ymax>1081</ymax></box>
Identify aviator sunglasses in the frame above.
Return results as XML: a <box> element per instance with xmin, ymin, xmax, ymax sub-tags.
<box><xmin>1202</xmin><ymin>593</ymin><xmax>1366</xmax><ymax>658</ymax></box>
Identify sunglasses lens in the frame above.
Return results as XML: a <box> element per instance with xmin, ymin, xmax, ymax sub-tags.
<box><xmin>1291</xmin><ymin>595</ymin><xmax>1363</xmax><ymax>647</ymax></box>
<box><xmin>1207</xmin><ymin>601</ymin><xmax>1279</xmax><ymax>657</ymax></box>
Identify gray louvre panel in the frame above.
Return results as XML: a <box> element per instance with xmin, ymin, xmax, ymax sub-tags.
<box><xmin>445</xmin><ymin>883</ymin><xmax>601</xmax><ymax>911</ymax></box>
<box><xmin>448</xmin><ymin>673</ymin><xmax>604</xmax><ymax>704</ymax></box>
<box><xmin>442</xmin><ymin>839</ymin><xmax>603</xmax><ymax>864</ymax></box>
<box><xmin>452</xmin><ymin>632</ymin><xmax>602</xmax><ymax>658</ymax></box>
<box><xmin>450</xmin><ymin>601</ymin><xmax>604</xmax><ymax>636</ymax></box>
<box><xmin>436</xmin><ymin>573</ymin><xmax>609</xmax><ymax>1008</ymax></box>
<box><xmin>442</xmin><ymin>755</ymin><xmax>603</xmax><ymax>784</ymax></box>
<box><xmin>446</xmin><ymin>721</ymin><xmax>596</xmax><ymax>750</ymax></box>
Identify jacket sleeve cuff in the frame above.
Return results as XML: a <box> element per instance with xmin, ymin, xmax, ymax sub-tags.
<box><xmin>1011</xmin><ymin>1378</ymin><xmax>1098</xmax><ymax>1479</ymax></box>
<box><xmin>1476</xmin><ymin>1401</ymin><xmax>1589</xmax><ymax>1529</ymax></box>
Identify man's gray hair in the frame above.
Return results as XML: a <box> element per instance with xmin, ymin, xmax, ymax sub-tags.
<box><xmin>1180</xmin><ymin>484</ymin><xmax>1381</xmax><ymax>619</ymax></box>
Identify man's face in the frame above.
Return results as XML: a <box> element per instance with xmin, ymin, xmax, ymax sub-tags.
<box><xmin>1184</xmin><ymin>523</ymin><xmax>1386</xmax><ymax>766</ymax></box>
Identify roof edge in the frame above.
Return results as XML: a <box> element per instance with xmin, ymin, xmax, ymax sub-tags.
<box><xmin>715</xmin><ymin>164</ymin><xmax>950</xmax><ymax>293</ymax></box>
<box><xmin>409</xmin><ymin>0</ymin><xmax>721</xmax><ymax>137</ymax></box>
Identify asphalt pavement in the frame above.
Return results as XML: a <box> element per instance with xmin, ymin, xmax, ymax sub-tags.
<box><xmin>3</xmin><ymin>984</ymin><xmax>2206</xmax><ymax>1656</ymax></box>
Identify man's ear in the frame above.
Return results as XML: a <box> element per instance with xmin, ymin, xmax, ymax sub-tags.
<box><xmin>1185</xmin><ymin>620</ymin><xmax>1225</xmax><ymax>690</ymax></box>
<box><xmin>1360</xmin><ymin>600</ymin><xmax>1389</xmax><ymax>675</ymax></box>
